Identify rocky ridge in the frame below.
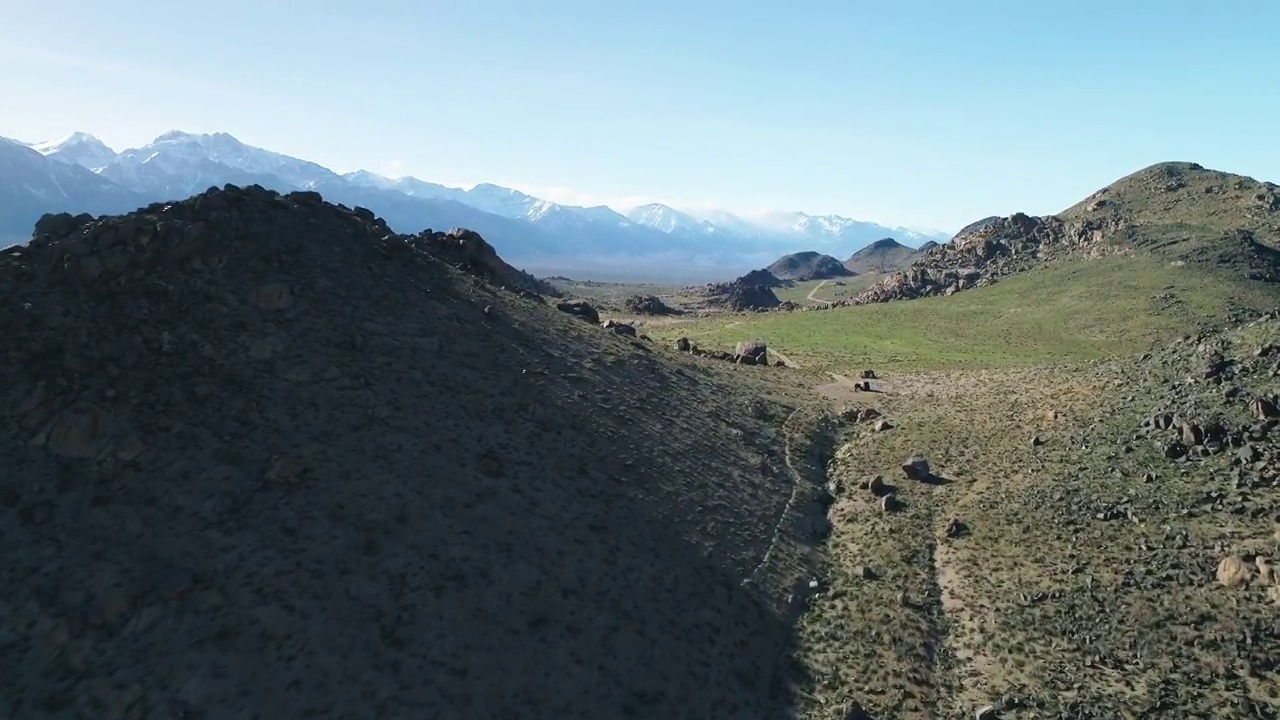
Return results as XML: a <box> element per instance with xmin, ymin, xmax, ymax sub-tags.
<box><xmin>854</xmin><ymin>212</ymin><xmax>1122</xmax><ymax>303</ymax></box>
<box><xmin>856</xmin><ymin>162</ymin><xmax>1280</xmax><ymax>304</ymax></box>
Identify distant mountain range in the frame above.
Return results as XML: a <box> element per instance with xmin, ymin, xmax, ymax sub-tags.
<box><xmin>0</xmin><ymin>130</ymin><xmax>952</xmax><ymax>280</ymax></box>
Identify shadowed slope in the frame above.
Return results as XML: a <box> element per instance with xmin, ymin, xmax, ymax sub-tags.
<box><xmin>0</xmin><ymin>186</ymin><xmax>809</xmax><ymax>719</ymax></box>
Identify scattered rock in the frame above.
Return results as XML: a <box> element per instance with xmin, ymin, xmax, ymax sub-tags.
<box><xmin>859</xmin><ymin>370</ymin><xmax>877</xmax><ymax>379</ymax></box>
<box><xmin>873</xmin><ymin>419</ymin><xmax>894</xmax><ymax>432</ymax></box>
<box><xmin>858</xmin><ymin>408</ymin><xmax>882</xmax><ymax>422</ymax></box>
<box><xmin>1031</xmin><ymin>434</ymin><xmax>1045</xmax><ymax>447</ymax></box>
<box><xmin>675</xmin><ymin>337</ymin><xmax>691</xmax><ymax>352</ymax></box>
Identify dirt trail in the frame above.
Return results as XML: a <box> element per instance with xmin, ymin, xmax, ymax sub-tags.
<box><xmin>805</xmin><ymin>280</ymin><xmax>832</xmax><ymax>306</ymax></box>
<box><xmin>686</xmin><ymin>320</ymin><xmax>742</xmax><ymax>337</ymax></box>
<box><xmin>933</xmin><ymin>539</ymin><xmax>997</xmax><ymax>708</ymax></box>
<box><xmin>742</xmin><ymin>404</ymin><xmax>809</xmax><ymax>587</ymax></box>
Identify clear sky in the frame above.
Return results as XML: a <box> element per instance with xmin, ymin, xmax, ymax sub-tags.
<box><xmin>2</xmin><ymin>1</ymin><xmax>1277</xmax><ymax>232</ymax></box>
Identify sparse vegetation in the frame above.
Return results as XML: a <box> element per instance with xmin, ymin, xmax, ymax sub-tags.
<box><xmin>651</xmin><ymin>255</ymin><xmax>1280</xmax><ymax>371</ymax></box>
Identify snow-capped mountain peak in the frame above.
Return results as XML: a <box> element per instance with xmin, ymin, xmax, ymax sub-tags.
<box><xmin>118</xmin><ymin>131</ymin><xmax>338</xmax><ymax>190</ymax></box>
<box><xmin>31</xmin><ymin>131</ymin><xmax>118</xmax><ymax>171</ymax></box>
<box><xmin>343</xmin><ymin>169</ymin><xmax>396</xmax><ymax>189</ymax></box>
<box><xmin>463</xmin><ymin>183</ymin><xmax>542</xmax><ymax>219</ymax></box>
<box><xmin>627</xmin><ymin>203</ymin><xmax>715</xmax><ymax>235</ymax></box>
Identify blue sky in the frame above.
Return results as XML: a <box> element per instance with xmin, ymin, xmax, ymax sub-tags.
<box><xmin>2</xmin><ymin>1</ymin><xmax>1277</xmax><ymax>232</ymax></box>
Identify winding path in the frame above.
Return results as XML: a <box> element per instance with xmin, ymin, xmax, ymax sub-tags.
<box><xmin>806</xmin><ymin>280</ymin><xmax>832</xmax><ymax>306</ymax></box>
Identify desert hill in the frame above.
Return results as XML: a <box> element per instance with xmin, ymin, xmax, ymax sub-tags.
<box><xmin>843</xmin><ymin>237</ymin><xmax>927</xmax><ymax>274</ymax></box>
<box><xmin>857</xmin><ymin>162</ymin><xmax>1280</xmax><ymax>303</ymax></box>
<box><xmin>0</xmin><ymin>185</ymin><xmax>826</xmax><ymax>719</ymax></box>
<box><xmin>766</xmin><ymin>251</ymin><xmax>854</xmax><ymax>281</ymax></box>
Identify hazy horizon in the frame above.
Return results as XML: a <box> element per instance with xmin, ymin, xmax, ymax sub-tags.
<box><xmin>3</xmin><ymin>1</ymin><xmax>1279</xmax><ymax>232</ymax></box>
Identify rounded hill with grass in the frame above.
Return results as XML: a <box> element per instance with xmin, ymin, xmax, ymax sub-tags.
<box><xmin>766</xmin><ymin>250</ymin><xmax>855</xmax><ymax>281</ymax></box>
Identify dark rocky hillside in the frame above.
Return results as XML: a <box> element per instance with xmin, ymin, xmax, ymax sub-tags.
<box><xmin>699</xmin><ymin>269</ymin><xmax>785</xmax><ymax>311</ymax></box>
<box><xmin>0</xmin><ymin>184</ymin><xmax>817</xmax><ymax>720</ymax></box>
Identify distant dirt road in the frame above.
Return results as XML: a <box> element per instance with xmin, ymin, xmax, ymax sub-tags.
<box><xmin>806</xmin><ymin>280</ymin><xmax>832</xmax><ymax>306</ymax></box>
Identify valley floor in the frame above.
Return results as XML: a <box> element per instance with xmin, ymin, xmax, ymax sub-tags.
<box><xmin>611</xmin><ymin>257</ymin><xmax>1280</xmax><ymax>719</ymax></box>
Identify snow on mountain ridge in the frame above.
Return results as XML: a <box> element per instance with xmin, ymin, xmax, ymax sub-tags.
<box><xmin>31</xmin><ymin>132</ymin><xmax>119</xmax><ymax>171</ymax></box>
<box><xmin>626</xmin><ymin>203</ymin><xmax>719</xmax><ymax>236</ymax></box>
<box><xmin>7</xmin><ymin>127</ymin><xmax>954</xmax><ymax>267</ymax></box>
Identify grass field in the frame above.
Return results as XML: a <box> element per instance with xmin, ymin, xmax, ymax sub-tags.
<box><xmin>649</xmin><ymin>255</ymin><xmax>1278</xmax><ymax>371</ymax></box>
<box><xmin>775</xmin><ymin>275</ymin><xmax>886</xmax><ymax>305</ymax></box>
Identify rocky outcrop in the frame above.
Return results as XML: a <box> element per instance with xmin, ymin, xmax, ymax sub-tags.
<box><xmin>855</xmin><ymin>212</ymin><xmax>1124</xmax><ymax>304</ymax></box>
<box><xmin>701</xmin><ymin>271</ymin><xmax>783</xmax><ymax>311</ymax></box>
<box><xmin>623</xmin><ymin>294</ymin><xmax>680</xmax><ymax>315</ymax></box>
<box><xmin>412</xmin><ymin>226</ymin><xmax>562</xmax><ymax>298</ymax></box>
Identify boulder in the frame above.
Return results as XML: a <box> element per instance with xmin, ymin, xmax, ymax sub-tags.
<box><xmin>1217</xmin><ymin>555</ymin><xmax>1252</xmax><ymax>588</ymax></box>
<box><xmin>556</xmin><ymin>301</ymin><xmax>600</xmax><ymax>324</ymax></box>
<box><xmin>902</xmin><ymin>455</ymin><xmax>931</xmax><ymax>480</ymax></box>
<box><xmin>945</xmin><ymin>518</ymin><xmax>969</xmax><ymax>539</ymax></box>
<box><xmin>865</xmin><ymin>475</ymin><xmax>889</xmax><ymax>497</ymax></box>
<box><xmin>1253</xmin><ymin>397</ymin><xmax>1279</xmax><ymax>420</ymax></box>
<box><xmin>675</xmin><ymin>337</ymin><xmax>691</xmax><ymax>352</ymax></box>
<box><xmin>734</xmin><ymin>340</ymin><xmax>768</xmax><ymax>365</ymax></box>
<box><xmin>601</xmin><ymin>319</ymin><xmax>637</xmax><ymax>337</ymax></box>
